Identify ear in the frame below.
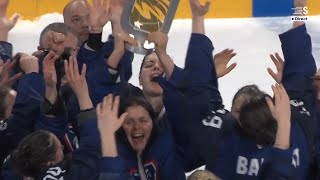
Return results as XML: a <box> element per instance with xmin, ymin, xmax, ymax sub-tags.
<box><xmin>47</xmin><ymin>161</ymin><xmax>53</xmax><ymax>166</ymax></box>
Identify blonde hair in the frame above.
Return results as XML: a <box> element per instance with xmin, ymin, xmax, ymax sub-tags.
<box><xmin>187</xmin><ymin>170</ymin><xmax>220</xmax><ymax>180</ymax></box>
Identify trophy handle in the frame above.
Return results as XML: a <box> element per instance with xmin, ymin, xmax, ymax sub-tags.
<box><xmin>121</xmin><ymin>0</ymin><xmax>180</xmax><ymax>55</ymax></box>
<box><xmin>160</xmin><ymin>0</ymin><xmax>180</xmax><ymax>33</ymax></box>
<box><xmin>121</xmin><ymin>0</ymin><xmax>152</xmax><ymax>55</ymax></box>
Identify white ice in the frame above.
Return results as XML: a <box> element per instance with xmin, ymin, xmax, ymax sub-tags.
<box><xmin>8</xmin><ymin>14</ymin><xmax>320</xmax><ymax>110</ymax></box>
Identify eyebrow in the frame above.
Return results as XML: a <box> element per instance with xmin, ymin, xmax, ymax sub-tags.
<box><xmin>71</xmin><ymin>15</ymin><xmax>81</xmax><ymax>18</ymax></box>
<box><xmin>145</xmin><ymin>60</ymin><xmax>156</xmax><ymax>64</ymax></box>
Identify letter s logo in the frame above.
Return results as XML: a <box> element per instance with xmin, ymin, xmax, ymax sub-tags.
<box><xmin>303</xmin><ymin>7</ymin><xmax>308</xmax><ymax>15</ymax></box>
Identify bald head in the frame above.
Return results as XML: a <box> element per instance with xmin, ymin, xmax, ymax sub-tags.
<box><xmin>63</xmin><ymin>0</ymin><xmax>89</xmax><ymax>46</ymax></box>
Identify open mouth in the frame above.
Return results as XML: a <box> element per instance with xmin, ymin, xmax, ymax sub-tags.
<box><xmin>151</xmin><ymin>76</ymin><xmax>159</xmax><ymax>82</ymax></box>
<box><xmin>151</xmin><ymin>73</ymin><xmax>162</xmax><ymax>82</ymax></box>
<box><xmin>132</xmin><ymin>133</ymin><xmax>144</xmax><ymax>142</ymax></box>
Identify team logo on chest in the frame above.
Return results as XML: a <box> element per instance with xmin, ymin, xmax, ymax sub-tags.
<box><xmin>129</xmin><ymin>160</ymin><xmax>159</xmax><ymax>180</ymax></box>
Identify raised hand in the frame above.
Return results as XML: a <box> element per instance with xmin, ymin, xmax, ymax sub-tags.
<box><xmin>294</xmin><ymin>0</ymin><xmax>306</xmax><ymax>8</ymax></box>
<box><xmin>19</xmin><ymin>54</ymin><xmax>39</xmax><ymax>74</ymax></box>
<box><xmin>266</xmin><ymin>84</ymin><xmax>291</xmax><ymax>124</ymax></box>
<box><xmin>189</xmin><ymin>0</ymin><xmax>211</xmax><ymax>17</ymax></box>
<box><xmin>0</xmin><ymin>0</ymin><xmax>20</xmax><ymax>41</ymax></box>
<box><xmin>43</xmin><ymin>51</ymin><xmax>59</xmax><ymax>88</ymax></box>
<box><xmin>64</xmin><ymin>57</ymin><xmax>92</xmax><ymax>110</ymax></box>
<box><xmin>97</xmin><ymin>95</ymin><xmax>127</xmax><ymax>135</ymax></box>
<box><xmin>47</xmin><ymin>31</ymin><xmax>66</xmax><ymax>45</ymax></box>
<box><xmin>147</xmin><ymin>31</ymin><xmax>168</xmax><ymax>55</ymax></box>
<box><xmin>147</xmin><ymin>31</ymin><xmax>174</xmax><ymax>79</ymax></box>
<box><xmin>85</xmin><ymin>0</ymin><xmax>111</xmax><ymax>33</ymax></box>
<box><xmin>266</xmin><ymin>84</ymin><xmax>291</xmax><ymax>149</ymax></box>
<box><xmin>267</xmin><ymin>53</ymin><xmax>284</xmax><ymax>84</ymax></box>
<box><xmin>114</xmin><ymin>32</ymin><xmax>138</xmax><ymax>52</ymax></box>
<box><xmin>213</xmin><ymin>49</ymin><xmax>237</xmax><ymax>78</ymax></box>
<box><xmin>64</xmin><ymin>57</ymin><xmax>88</xmax><ymax>97</ymax></box>
<box><xmin>0</xmin><ymin>59</ymin><xmax>22</xmax><ymax>87</ymax></box>
<box><xmin>106</xmin><ymin>32</ymin><xmax>137</xmax><ymax>69</ymax></box>
<box><xmin>109</xmin><ymin>0</ymin><xmax>124</xmax><ymax>25</ymax></box>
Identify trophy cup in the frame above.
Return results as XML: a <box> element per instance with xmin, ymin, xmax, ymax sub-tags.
<box><xmin>121</xmin><ymin>0</ymin><xmax>180</xmax><ymax>55</ymax></box>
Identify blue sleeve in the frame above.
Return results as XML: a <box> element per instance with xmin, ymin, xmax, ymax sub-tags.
<box><xmin>35</xmin><ymin>114</ymin><xmax>68</xmax><ymax>140</ymax></box>
<box><xmin>77</xmin><ymin>39</ymin><xmax>113</xmax><ymax>72</ymax></box>
<box><xmin>97</xmin><ymin>157</ymin><xmax>133</xmax><ymax>180</ymax></box>
<box><xmin>62</xmin><ymin>112</ymin><xmax>101</xmax><ymax>179</ymax></box>
<box><xmin>157</xmin><ymin>33</ymin><xmax>225</xmax><ymax>171</ymax></box>
<box><xmin>105</xmin><ymin>35</ymin><xmax>134</xmax><ymax>83</ymax></box>
<box><xmin>5</xmin><ymin>111</ymin><xmax>101</xmax><ymax>180</ymax></box>
<box><xmin>184</xmin><ymin>33</ymin><xmax>215</xmax><ymax>85</ymax></box>
<box><xmin>279</xmin><ymin>24</ymin><xmax>316</xmax><ymax>99</ymax></box>
<box><xmin>315</xmin><ymin>102</ymin><xmax>320</xmax><ymax>179</ymax></box>
<box><xmin>7</xmin><ymin>73</ymin><xmax>45</xmax><ymax>147</ymax></box>
<box><xmin>0</xmin><ymin>121</ymin><xmax>10</xmax><ymax>168</ymax></box>
<box><xmin>86</xmin><ymin>65</ymin><xmax>118</xmax><ymax>106</ymax></box>
<box><xmin>258</xmin><ymin>148</ymin><xmax>295</xmax><ymax>180</ymax></box>
<box><xmin>158</xmin><ymin>78</ymin><xmax>231</xmax><ymax>171</ymax></box>
<box><xmin>164</xmin><ymin>33</ymin><xmax>215</xmax><ymax>88</ymax></box>
<box><xmin>157</xmin><ymin>134</ymin><xmax>187</xmax><ymax>180</ymax></box>
<box><xmin>0</xmin><ymin>41</ymin><xmax>12</xmax><ymax>60</ymax></box>
<box><xmin>279</xmin><ymin>24</ymin><xmax>317</xmax><ymax>163</ymax></box>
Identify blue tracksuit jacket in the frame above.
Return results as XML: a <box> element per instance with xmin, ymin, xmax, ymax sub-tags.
<box><xmin>1</xmin><ymin>110</ymin><xmax>101</xmax><ymax>180</ymax></box>
<box><xmin>96</xmin><ymin>129</ymin><xmax>185</xmax><ymax>180</ymax></box>
<box><xmin>159</xmin><ymin>28</ymin><xmax>316</xmax><ymax>179</ymax></box>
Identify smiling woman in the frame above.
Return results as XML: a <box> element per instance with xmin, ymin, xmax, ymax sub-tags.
<box><xmin>7</xmin><ymin>0</ymin><xmax>319</xmax><ymax>20</ymax></box>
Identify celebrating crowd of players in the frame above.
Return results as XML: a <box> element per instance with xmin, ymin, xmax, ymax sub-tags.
<box><xmin>0</xmin><ymin>0</ymin><xmax>319</xmax><ymax>179</ymax></box>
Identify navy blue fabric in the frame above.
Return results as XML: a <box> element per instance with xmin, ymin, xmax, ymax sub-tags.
<box><xmin>159</xmin><ymin>30</ymin><xmax>317</xmax><ymax>179</ymax></box>
<box><xmin>97</xmin><ymin>130</ymin><xmax>185</xmax><ymax>180</ymax></box>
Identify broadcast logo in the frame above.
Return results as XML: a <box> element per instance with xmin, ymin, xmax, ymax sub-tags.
<box><xmin>291</xmin><ymin>7</ymin><xmax>308</xmax><ymax>21</ymax></box>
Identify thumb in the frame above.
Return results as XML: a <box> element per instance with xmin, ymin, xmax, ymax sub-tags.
<box><xmin>226</xmin><ymin>63</ymin><xmax>237</xmax><ymax>74</ymax></box>
<box><xmin>204</xmin><ymin>0</ymin><xmax>211</xmax><ymax>10</ymax></box>
<box><xmin>123</xmin><ymin>34</ymin><xmax>138</xmax><ymax>46</ymax></box>
<box><xmin>10</xmin><ymin>13</ymin><xmax>20</xmax><ymax>26</ymax></box>
<box><xmin>267</xmin><ymin>68</ymin><xmax>279</xmax><ymax>83</ymax></box>
<box><xmin>147</xmin><ymin>32</ymin><xmax>156</xmax><ymax>43</ymax></box>
<box><xmin>118</xmin><ymin>112</ymin><xmax>128</xmax><ymax>126</ymax></box>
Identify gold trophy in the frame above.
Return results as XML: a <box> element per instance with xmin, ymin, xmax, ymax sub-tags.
<box><xmin>121</xmin><ymin>0</ymin><xmax>180</xmax><ymax>54</ymax></box>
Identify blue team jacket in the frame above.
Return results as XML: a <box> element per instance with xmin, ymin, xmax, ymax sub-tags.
<box><xmin>0</xmin><ymin>73</ymin><xmax>45</xmax><ymax>167</ymax></box>
<box><xmin>96</xmin><ymin>128</ymin><xmax>185</xmax><ymax>180</ymax></box>
<box><xmin>1</xmin><ymin>110</ymin><xmax>101</xmax><ymax>180</ymax></box>
<box><xmin>159</xmin><ymin>28</ymin><xmax>316</xmax><ymax>179</ymax></box>
<box><xmin>65</xmin><ymin>36</ymin><xmax>134</xmax><ymax>133</ymax></box>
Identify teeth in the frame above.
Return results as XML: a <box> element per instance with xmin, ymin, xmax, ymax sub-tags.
<box><xmin>132</xmin><ymin>133</ymin><xmax>144</xmax><ymax>138</ymax></box>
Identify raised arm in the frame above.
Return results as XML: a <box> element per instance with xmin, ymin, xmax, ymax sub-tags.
<box><xmin>85</xmin><ymin>32</ymin><xmax>137</xmax><ymax>106</ymax></box>
<box><xmin>56</xmin><ymin>56</ymin><xmax>103</xmax><ymax>179</ymax></box>
<box><xmin>278</xmin><ymin>0</ymin><xmax>316</xmax><ymax>90</ymax></box>
<box><xmin>0</xmin><ymin>0</ymin><xmax>19</xmax><ymax>42</ymax></box>
<box><xmin>7</xmin><ymin>54</ymin><xmax>45</xmax><ymax>147</ymax></box>
<box><xmin>267</xmin><ymin>0</ymin><xmax>316</xmax><ymax>108</ymax></box>
<box><xmin>96</xmin><ymin>95</ymin><xmax>132</xmax><ymax>179</ymax></box>
<box><xmin>259</xmin><ymin>84</ymin><xmax>294</xmax><ymax>179</ymax></box>
<box><xmin>83</xmin><ymin>0</ymin><xmax>110</xmax><ymax>51</ymax></box>
<box><xmin>35</xmin><ymin>51</ymin><xmax>67</xmax><ymax>138</ymax></box>
<box><xmin>184</xmin><ymin>0</ymin><xmax>216</xmax><ymax>85</ymax></box>
<box><xmin>190</xmin><ymin>0</ymin><xmax>210</xmax><ymax>34</ymax></box>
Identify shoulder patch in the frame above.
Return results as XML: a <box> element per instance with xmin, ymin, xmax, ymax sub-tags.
<box><xmin>129</xmin><ymin>160</ymin><xmax>159</xmax><ymax>180</ymax></box>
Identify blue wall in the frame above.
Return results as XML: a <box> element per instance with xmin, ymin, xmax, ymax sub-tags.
<box><xmin>253</xmin><ymin>0</ymin><xmax>294</xmax><ymax>17</ymax></box>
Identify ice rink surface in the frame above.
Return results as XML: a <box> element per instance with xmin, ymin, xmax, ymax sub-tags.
<box><xmin>8</xmin><ymin>14</ymin><xmax>320</xmax><ymax>110</ymax></box>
